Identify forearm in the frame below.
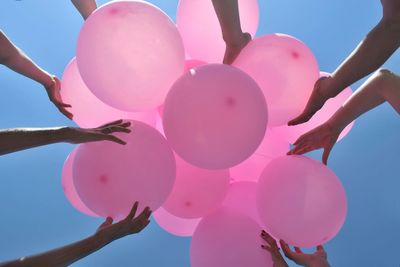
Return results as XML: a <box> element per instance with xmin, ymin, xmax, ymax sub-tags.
<box><xmin>71</xmin><ymin>0</ymin><xmax>97</xmax><ymax>20</ymax></box>
<box><xmin>0</xmin><ymin>31</ymin><xmax>52</xmax><ymax>87</ymax></box>
<box><xmin>0</xmin><ymin>233</ymin><xmax>112</xmax><ymax>267</ymax></box>
<box><xmin>211</xmin><ymin>0</ymin><xmax>243</xmax><ymax>44</ymax></box>
<box><xmin>329</xmin><ymin>19</ymin><xmax>400</xmax><ymax>97</ymax></box>
<box><xmin>327</xmin><ymin>71</ymin><xmax>388</xmax><ymax>131</ymax></box>
<box><xmin>0</xmin><ymin>127</ymin><xmax>72</xmax><ymax>156</ymax></box>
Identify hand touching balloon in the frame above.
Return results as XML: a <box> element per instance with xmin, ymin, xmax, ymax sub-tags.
<box><xmin>287</xmin><ymin>122</ymin><xmax>341</xmax><ymax>165</ymax></box>
<box><xmin>66</xmin><ymin>119</ymin><xmax>131</xmax><ymax>145</ymax></box>
<box><xmin>96</xmin><ymin>202</ymin><xmax>152</xmax><ymax>241</ymax></box>
<box><xmin>280</xmin><ymin>240</ymin><xmax>330</xmax><ymax>267</ymax></box>
<box><xmin>45</xmin><ymin>76</ymin><xmax>73</xmax><ymax>119</ymax></box>
<box><xmin>260</xmin><ymin>230</ymin><xmax>288</xmax><ymax>267</ymax></box>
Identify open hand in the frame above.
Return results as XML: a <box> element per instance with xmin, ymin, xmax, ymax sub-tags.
<box><xmin>66</xmin><ymin>119</ymin><xmax>131</xmax><ymax>145</ymax></box>
<box><xmin>287</xmin><ymin>122</ymin><xmax>340</xmax><ymax>165</ymax></box>
<box><xmin>44</xmin><ymin>76</ymin><xmax>73</xmax><ymax>119</ymax></box>
<box><xmin>280</xmin><ymin>240</ymin><xmax>329</xmax><ymax>267</ymax></box>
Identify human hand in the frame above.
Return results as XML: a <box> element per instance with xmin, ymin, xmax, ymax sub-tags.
<box><xmin>96</xmin><ymin>202</ymin><xmax>152</xmax><ymax>241</ymax></box>
<box><xmin>65</xmin><ymin>119</ymin><xmax>131</xmax><ymax>145</ymax></box>
<box><xmin>44</xmin><ymin>76</ymin><xmax>73</xmax><ymax>119</ymax></box>
<box><xmin>280</xmin><ymin>240</ymin><xmax>330</xmax><ymax>267</ymax></box>
<box><xmin>288</xmin><ymin>76</ymin><xmax>334</xmax><ymax>126</ymax></box>
<box><xmin>287</xmin><ymin>122</ymin><xmax>340</xmax><ymax>165</ymax></box>
<box><xmin>261</xmin><ymin>230</ymin><xmax>288</xmax><ymax>267</ymax></box>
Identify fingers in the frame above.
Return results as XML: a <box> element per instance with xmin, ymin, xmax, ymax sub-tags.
<box><xmin>101</xmin><ymin>126</ymin><xmax>131</xmax><ymax>134</ymax></box>
<box><xmin>317</xmin><ymin>245</ymin><xmax>325</xmax><ymax>252</ymax></box>
<box><xmin>137</xmin><ymin>207</ymin><xmax>152</xmax><ymax>221</ymax></box>
<box><xmin>100</xmin><ymin>119</ymin><xmax>125</xmax><ymax>128</ymax></box>
<box><xmin>261</xmin><ymin>244</ymin><xmax>272</xmax><ymax>252</ymax></box>
<box><xmin>280</xmin><ymin>240</ymin><xmax>296</xmax><ymax>260</ymax></box>
<box><xmin>322</xmin><ymin>144</ymin><xmax>333</xmax><ymax>165</ymax></box>
<box><xmin>294</xmin><ymin>247</ymin><xmax>303</xmax><ymax>253</ymax></box>
<box><xmin>288</xmin><ymin>113</ymin><xmax>312</xmax><ymax>126</ymax></box>
<box><xmin>103</xmin><ymin>134</ymin><xmax>127</xmax><ymax>145</ymax></box>
<box><xmin>127</xmin><ymin>202</ymin><xmax>139</xmax><ymax>220</ymax></box>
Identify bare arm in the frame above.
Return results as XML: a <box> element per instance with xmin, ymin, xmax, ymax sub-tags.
<box><xmin>0</xmin><ymin>202</ymin><xmax>151</xmax><ymax>267</ymax></box>
<box><xmin>71</xmin><ymin>0</ymin><xmax>97</xmax><ymax>20</ymax></box>
<box><xmin>289</xmin><ymin>0</ymin><xmax>400</xmax><ymax>125</ymax></box>
<box><xmin>288</xmin><ymin>69</ymin><xmax>400</xmax><ymax>164</ymax></box>
<box><xmin>0</xmin><ymin>120</ymin><xmax>131</xmax><ymax>156</ymax></box>
<box><xmin>211</xmin><ymin>0</ymin><xmax>251</xmax><ymax>64</ymax></box>
<box><xmin>0</xmin><ymin>31</ymin><xmax>73</xmax><ymax>118</ymax></box>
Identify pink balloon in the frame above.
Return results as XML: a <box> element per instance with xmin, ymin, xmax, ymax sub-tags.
<box><xmin>73</xmin><ymin>120</ymin><xmax>176</xmax><ymax>221</ymax></box>
<box><xmin>162</xmin><ymin>155</ymin><xmax>230</xmax><ymax>219</ymax></box>
<box><xmin>163</xmin><ymin>64</ymin><xmax>268</xmax><ymax>170</ymax></box>
<box><xmin>153</xmin><ymin>207</ymin><xmax>201</xmax><ymax>237</ymax></box>
<box><xmin>61</xmin><ymin>149</ymin><xmax>98</xmax><ymax>217</ymax></box>
<box><xmin>157</xmin><ymin>59</ymin><xmax>206</xmax><ymax>118</ymax></box>
<box><xmin>76</xmin><ymin>1</ymin><xmax>184</xmax><ymax>111</ymax></box>
<box><xmin>191</xmin><ymin>207</ymin><xmax>273</xmax><ymax>267</ymax></box>
<box><xmin>234</xmin><ymin>34</ymin><xmax>320</xmax><ymax>126</ymax></box>
<box><xmin>257</xmin><ymin>156</ymin><xmax>347</xmax><ymax>247</ymax></box>
<box><xmin>222</xmin><ymin>181</ymin><xmax>262</xmax><ymax>226</ymax></box>
<box><xmin>270</xmin><ymin>72</ymin><xmax>355</xmax><ymax>143</ymax></box>
<box><xmin>230</xmin><ymin>129</ymin><xmax>289</xmax><ymax>182</ymax></box>
<box><xmin>177</xmin><ymin>0</ymin><xmax>259</xmax><ymax>63</ymax></box>
<box><xmin>61</xmin><ymin>58</ymin><xmax>157</xmax><ymax>128</ymax></box>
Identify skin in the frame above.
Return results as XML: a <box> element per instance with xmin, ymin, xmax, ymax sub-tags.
<box><xmin>0</xmin><ymin>202</ymin><xmax>152</xmax><ymax>267</ymax></box>
<box><xmin>0</xmin><ymin>119</ymin><xmax>131</xmax><ymax>156</ymax></box>
<box><xmin>289</xmin><ymin>0</ymin><xmax>400</xmax><ymax>126</ymax></box>
<box><xmin>261</xmin><ymin>230</ymin><xmax>330</xmax><ymax>267</ymax></box>
<box><xmin>0</xmin><ymin>31</ymin><xmax>72</xmax><ymax>119</ymax></box>
<box><xmin>288</xmin><ymin>69</ymin><xmax>400</xmax><ymax>164</ymax></box>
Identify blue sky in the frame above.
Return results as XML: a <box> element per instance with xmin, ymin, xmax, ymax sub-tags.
<box><xmin>0</xmin><ymin>0</ymin><xmax>399</xmax><ymax>266</ymax></box>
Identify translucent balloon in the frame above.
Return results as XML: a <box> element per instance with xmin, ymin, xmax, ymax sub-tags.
<box><xmin>177</xmin><ymin>0</ymin><xmax>259</xmax><ymax>63</ymax></box>
<box><xmin>163</xmin><ymin>64</ymin><xmax>268</xmax><ymax>170</ymax></box>
<box><xmin>191</xmin><ymin>207</ymin><xmax>273</xmax><ymax>267</ymax></box>
<box><xmin>61</xmin><ymin>149</ymin><xmax>98</xmax><ymax>217</ymax></box>
<box><xmin>257</xmin><ymin>156</ymin><xmax>347</xmax><ymax>247</ymax></box>
<box><xmin>270</xmin><ymin>72</ymin><xmax>355</xmax><ymax>143</ymax></box>
<box><xmin>234</xmin><ymin>34</ymin><xmax>320</xmax><ymax>126</ymax></box>
<box><xmin>76</xmin><ymin>1</ymin><xmax>185</xmax><ymax>111</ymax></box>
<box><xmin>157</xmin><ymin>59</ymin><xmax>206</xmax><ymax>118</ymax></box>
<box><xmin>222</xmin><ymin>181</ymin><xmax>262</xmax><ymax>225</ymax></box>
<box><xmin>61</xmin><ymin>58</ymin><xmax>157</xmax><ymax>128</ymax></box>
<box><xmin>73</xmin><ymin>120</ymin><xmax>176</xmax><ymax>221</ymax></box>
<box><xmin>153</xmin><ymin>207</ymin><xmax>201</xmax><ymax>237</ymax></box>
<box><xmin>230</xmin><ymin>129</ymin><xmax>289</xmax><ymax>182</ymax></box>
<box><xmin>163</xmin><ymin>155</ymin><xmax>230</xmax><ymax>218</ymax></box>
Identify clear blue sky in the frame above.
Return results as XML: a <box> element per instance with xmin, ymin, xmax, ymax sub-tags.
<box><xmin>0</xmin><ymin>0</ymin><xmax>399</xmax><ymax>266</ymax></box>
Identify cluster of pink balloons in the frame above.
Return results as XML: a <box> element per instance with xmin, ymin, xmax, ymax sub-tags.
<box><xmin>58</xmin><ymin>0</ymin><xmax>353</xmax><ymax>266</ymax></box>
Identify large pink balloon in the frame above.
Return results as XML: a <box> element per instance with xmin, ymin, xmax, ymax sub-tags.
<box><xmin>61</xmin><ymin>58</ymin><xmax>157</xmax><ymax>128</ymax></box>
<box><xmin>222</xmin><ymin>181</ymin><xmax>262</xmax><ymax>226</ymax></box>
<box><xmin>153</xmin><ymin>207</ymin><xmax>201</xmax><ymax>237</ymax></box>
<box><xmin>76</xmin><ymin>1</ymin><xmax>185</xmax><ymax>111</ymax></box>
<box><xmin>257</xmin><ymin>156</ymin><xmax>347</xmax><ymax>247</ymax></box>
<box><xmin>234</xmin><ymin>34</ymin><xmax>320</xmax><ymax>126</ymax></box>
<box><xmin>270</xmin><ymin>72</ymin><xmax>354</xmax><ymax>143</ymax></box>
<box><xmin>177</xmin><ymin>0</ymin><xmax>259</xmax><ymax>63</ymax></box>
<box><xmin>162</xmin><ymin>155</ymin><xmax>230</xmax><ymax>219</ymax></box>
<box><xmin>191</xmin><ymin>207</ymin><xmax>273</xmax><ymax>267</ymax></box>
<box><xmin>230</xmin><ymin>129</ymin><xmax>289</xmax><ymax>182</ymax></box>
<box><xmin>73</xmin><ymin>120</ymin><xmax>176</xmax><ymax>221</ymax></box>
<box><xmin>163</xmin><ymin>64</ymin><xmax>268</xmax><ymax>170</ymax></box>
<box><xmin>61</xmin><ymin>149</ymin><xmax>98</xmax><ymax>217</ymax></box>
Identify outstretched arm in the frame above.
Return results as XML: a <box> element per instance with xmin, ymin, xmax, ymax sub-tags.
<box><xmin>0</xmin><ymin>120</ymin><xmax>131</xmax><ymax>156</ymax></box>
<box><xmin>0</xmin><ymin>31</ymin><xmax>72</xmax><ymax>119</ymax></box>
<box><xmin>0</xmin><ymin>202</ymin><xmax>151</xmax><ymax>267</ymax></box>
<box><xmin>288</xmin><ymin>69</ymin><xmax>400</xmax><ymax>164</ymax></box>
<box><xmin>211</xmin><ymin>0</ymin><xmax>251</xmax><ymax>64</ymax></box>
<box><xmin>289</xmin><ymin>0</ymin><xmax>400</xmax><ymax>125</ymax></box>
<box><xmin>71</xmin><ymin>0</ymin><xmax>97</xmax><ymax>20</ymax></box>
